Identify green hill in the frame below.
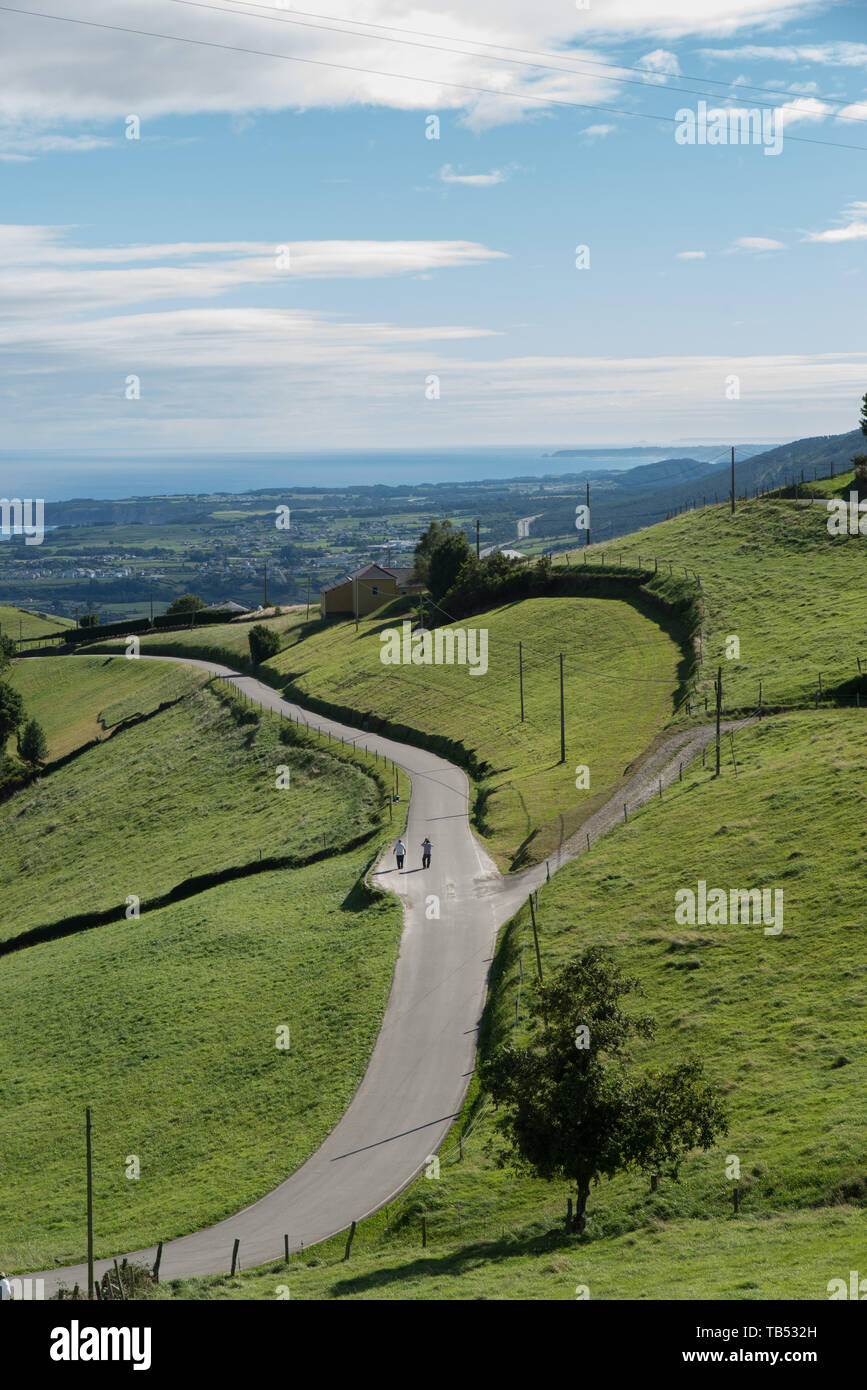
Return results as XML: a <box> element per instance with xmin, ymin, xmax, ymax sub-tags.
<box><xmin>0</xmin><ymin>848</ymin><xmax>402</xmax><ymax>1273</ymax></box>
<box><xmin>6</xmin><ymin>655</ymin><xmax>208</xmax><ymax>759</ymax></box>
<box><xmin>0</xmin><ymin>680</ymin><xmax>381</xmax><ymax>946</ymax></box>
<box><xmin>163</xmin><ymin>707</ymin><xmax>866</xmax><ymax>1299</ymax></box>
<box><xmin>0</xmin><ymin>606</ymin><xmax>72</xmax><ymax>641</ymax></box>
<box><xmin>567</xmin><ymin>499</ymin><xmax>867</xmax><ymax>711</ymax></box>
<box><xmin>87</xmin><ymin>595</ymin><xmax>683</xmax><ymax>868</ymax></box>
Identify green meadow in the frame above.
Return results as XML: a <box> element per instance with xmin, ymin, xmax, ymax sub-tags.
<box><xmin>0</xmin><ymin>680</ymin><xmax>380</xmax><ymax>944</ymax></box>
<box><xmin>89</xmin><ymin>596</ymin><xmax>682</xmax><ymax>868</ymax></box>
<box><xmin>166</xmin><ymin>709</ymin><xmax>866</xmax><ymax>1299</ymax></box>
<box><xmin>0</xmin><ymin>606</ymin><xmax>72</xmax><ymax>641</ymax></box>
<box><xmin>0</xmin><ymin>849</ymin><xmax>402</xmax><ymax>1273</ymax></box>
<box><xmin>7</xmin><ymin>655</ymin><xmax>208</xmax><ymax>759</ymax></box>
<box><xmin>567</xmin><ymin>500</ymin><xmax>867</xmax><ymax>711</ymax></box>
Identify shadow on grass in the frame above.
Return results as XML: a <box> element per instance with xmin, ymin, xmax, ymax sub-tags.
<box><xmin>325</xmin><ymin>1225</ymin><xmax>574</xmax><ymax>1298</ymax></box>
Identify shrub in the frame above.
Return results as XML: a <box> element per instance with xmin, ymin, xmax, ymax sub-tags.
<box><xmin>248</xmin><ymin>624</ymin><xmax>281</xmax><ymax>665</ymax></box>
<box><xmin>19</xmin><ymin>719</ymin><xmax>48</xmax><ymax>765</ymax></box>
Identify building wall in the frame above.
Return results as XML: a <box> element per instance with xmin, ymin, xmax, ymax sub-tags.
<box><xmin>320</xmin><ymin>574</ymin><xmax>399</xmax><ymax>617</ymax></box>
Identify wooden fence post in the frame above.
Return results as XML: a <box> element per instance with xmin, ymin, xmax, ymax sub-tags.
<box><xmin>231</xmin><ymin>1238</ymin><xmax>240</xmax><ymax>1275</ymax></box>
<box><xmin>343</xmin><ymin>1220</ymin><xmax>356</xmax><ymax>1261</ymax></box>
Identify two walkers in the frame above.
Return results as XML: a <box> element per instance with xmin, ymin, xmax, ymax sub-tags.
<box><xmin>393</xmin><ymin>837</ymin><xmax>433</xmax><ymax>871</ymax></box>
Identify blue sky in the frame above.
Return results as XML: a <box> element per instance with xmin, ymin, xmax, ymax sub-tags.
<box><xmin>1</xmin><ymin>0</ymin><xmax>866</xmax><ymax>456</ymax></box>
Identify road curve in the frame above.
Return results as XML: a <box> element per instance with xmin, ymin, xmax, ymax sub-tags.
<box><xmin>30</xmin><ymin>655</ymin><xmax>750</xmax><ymax>1294</ymax></box>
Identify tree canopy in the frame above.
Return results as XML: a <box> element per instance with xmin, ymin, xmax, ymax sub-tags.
<box><xmin>481</xmin><ymin>946</ymin><xmax>727</xmax><ymax>1230</ymax></box>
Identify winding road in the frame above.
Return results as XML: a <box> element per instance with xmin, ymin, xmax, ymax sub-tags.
<box><xmin>30</xmin><ymin>654</ymin><xmax>749</xmax><ymax>1294</ymax></box>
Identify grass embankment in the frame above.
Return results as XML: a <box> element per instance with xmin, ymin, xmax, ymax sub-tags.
<box><xmin>6</xmin><ymin>655</ymin><xmax>208</xmax><ymax>759</ymax></box>
<box><xmin>562</xmin><ymin>500</ymin><xmax>867</xmax><ymax>710</ymax></box>
<box><xmin>89</xmin><ymin>596</ymin><xmax>682</xmax><ymax>869</ymax></box>
<box><xmin>1</xmin><ymin>657</ymin><xmax>408</xmax><ymax>1272</ymax></box>
<box><xmin>162</xmin><ymin>709</ymin><xmax>865</xmax><ymax>1299</ymax></box>
<box><xmin>0</xmin><ymin>847</ymin><xmax>403</xmax><ymax>1274</ymax></box>
<box><xmin>0</xmin><ymin>606</ymin><xmax>72</xmax><ymax>640</ymax></box>
<box><xmin>0</xmin><ymin>680</ymin><xmax>382</xmax><ymax>945</ymax></box>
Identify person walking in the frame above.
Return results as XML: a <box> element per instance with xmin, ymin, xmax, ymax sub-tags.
<box><xmin>0</xmin><ymin>1273</ymin><xmax>12</xmax><ymax>1302</ymax></box>
<box><xmin>421</xmin><ymin>837</ymin><xmax>432</xmax><ymax>870</ymax></box>
<box><xmin>394</xmin><ymin>838</ymin><xmax>406</xmax><ymax>870</ymax></box>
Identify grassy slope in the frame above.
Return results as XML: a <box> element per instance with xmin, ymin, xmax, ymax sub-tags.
<box><xmin>0</xmin><ymin>850</ymin><xmax>402</xmax><ymax>1273</ymax></box>
<box><xmin>92</xmin><ymin>597</ymin><xmax>682</xmax><ymax>868</ymax></box>
<box><xmin>6</xmin><ymin>656</ymin><xmax>208</xmax><ymax>758</ymax></box>
<box><xmin>170</xmin><ymin>709</ymin><xmax>866</xmax><ymax>1298</ymax></box>
<box><xmin>564</xmin><ymin>500</ymin><xmax>867</xmax><ymax>710</ymax></box>
<box><xmin>0</xmin><ymin>606</ymin><xmax>72</xmax><ymax>640</ymax></box>
<box><xmin>0</xmin><ymin>683</ymin><xmax>380</xmax><ymax>943</ymax></box>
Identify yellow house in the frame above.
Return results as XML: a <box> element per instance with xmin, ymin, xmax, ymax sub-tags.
<box><xmin>320</xmin><ymin>562</ymin><xmax>418</xmax><ymax>618</ymax></box>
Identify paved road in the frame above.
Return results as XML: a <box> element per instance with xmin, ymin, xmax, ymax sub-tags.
<box><xmin>30</xmin><ymin>655</ymin><xmax>749</xmax><ymax>1293</ymax></box>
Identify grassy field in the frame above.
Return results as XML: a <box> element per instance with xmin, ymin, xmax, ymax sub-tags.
<box><xmin>0</xmin><ymin>847</ymin><xmax>403</xmax><ymax>1273</ymax></box>
<box><xmin>0</xmin><ymin>680</ymin><xmax>382</xmax><ymax>944</ymax></box>
<box><xmin>0</xmin><ymin>605</ymin><xmax>72</xmax><ymax>640</ymax></box>
<box><xmin>89</xmin><ymin>596</ymin><xmax>683</xmax><ymax>868</ymax></box>
<box><xmin>144</xmin><ymin>1206</ymin><xmax>863</xmax><ymax>1301</ymax></box>
<box><xmin>6</xmin><ymin>656</ymin><xmax>208</xmax><ymax>759</ymax></box>
<box><xmin>163</xmin><ymin>708</ymin><xmax>866</xmax><ymax>1299</ymax></box>
<box><xmin>563</xmin><ymin>501</ymin><xmax>867</xmax><ymax>711</ymax></box>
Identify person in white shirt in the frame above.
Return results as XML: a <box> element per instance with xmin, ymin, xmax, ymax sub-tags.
<box><xmin>394</xmin><ymin>839</ymin><xmax>406</xmax><ymax>870</ymax></box>
<box><xmin>0</xmin><ymin>1273</ymin><xmax>13</xmax><ymax>1301</ymax></box>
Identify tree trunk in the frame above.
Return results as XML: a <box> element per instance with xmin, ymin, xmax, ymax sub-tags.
<box><xmin>574</xmin><ymin>1182</ymin><xmax>591</xmax><ymax>1232</ymax></box>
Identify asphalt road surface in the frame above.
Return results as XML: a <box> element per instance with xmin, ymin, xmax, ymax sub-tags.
<box><xmin>29</xmin><ymin>655</ymin><xmax>749</xmax><ymax>1294</ymax></box>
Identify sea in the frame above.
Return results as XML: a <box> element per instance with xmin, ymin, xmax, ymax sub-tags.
<box><xmin>0</xmin><ymin>444</ymin><xmax>755</xmax><ymax>503</ymax></box>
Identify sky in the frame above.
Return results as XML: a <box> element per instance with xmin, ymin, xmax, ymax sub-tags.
<box><xmin>0</xmin><ymin>0</ymin><xmax>866</xmax><ymax>460</ymax></box>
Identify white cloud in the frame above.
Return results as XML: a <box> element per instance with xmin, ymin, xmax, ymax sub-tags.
<box><xmin>676</xmin><ymin>250</ymin><xmax>707</xmax><ymax>259</ymax></box>
<box><xmin>0</xmin><ymin>0</ymin><xmax>831</xmax><ymax>138</ymax></box>
<box><xmin>700</xmin><ymin>43</ymin><xmax>867</xmax><ymax>68</ymax></box>
<box><xmin>730</xmin><ymin>236</ymin><xmax>786</xmax><ymax>251</ymax></box>
<box><xmin>804</xmin><ymin>202</ymin><xmax>867</xmax><ymax>243</ymax></box>
<box><xmin>579</xmin><ymin>123</ymin><xmax>616</xmax><ymax>140</ymax></box>
<box><xmin>439</xmin><ymin>165</ymin><xmax>508</xmax><ymax>186</ymax></box>
<box><xmin>636</xmin><ymin>49</ymin><xmax>681</xmax><ymax>84</ymax></box>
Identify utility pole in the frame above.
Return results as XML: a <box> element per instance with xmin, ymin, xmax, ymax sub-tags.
<box><xmin>354</xmin><ymin>574</ymin><xmax>358</xmax><ymax>632</ymax></box>
<box><xmin>306</xmin><ymin>575</ymin><xmax>311</xmax><ymax>621</ymax></box>
<box><xmin>149</xmin><ymin>590</ymin><xmax>154</xmax><ymax>626</ymax></box>
<box><xmin>559</xmin><ymin>653</ymin><xmax>566</xmax><ymax>764</ymax></box>
<box><xmin>86</xmin><ymin>1108</ymin><xmax>94</xmax><ymax>1299</ymax></box>
<box><xmin>730</xmin><ymin>447</ymin><xmax>735</xmax><ymax>515</ymax></box>
<box><xmin>263</xmin><ymin>560</ymin><xmax>269</xmax><ymax>608</ymax></box>
<box><xmin>585</xmin><ymin>480</ymin><xmax>590</xmax><ymax>548</ymax></box>
<box><xmin>475</xmin><ymin>519</ymin><xmax>480</xmax><ymax>559</ymax></box>
<box><xmin>519</xmin><ymin>641</ymin><xmax>524</xmax><ymax>722</ymax></box>
<box><xmin>715</xmin><ymin>665</ymin><xmax>722</xmax><ymax>776</ymax></box>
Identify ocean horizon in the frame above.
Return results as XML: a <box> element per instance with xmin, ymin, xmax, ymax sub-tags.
<box><xmin>0</xmin><ymin>443</ymin><xmax>775</xmax><ymax>503</ymax></box>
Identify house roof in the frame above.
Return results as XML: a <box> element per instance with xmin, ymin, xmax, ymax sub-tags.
<box><xmin>320</xmin><ymin>562</ymin><xmax>401</xmax><ymax>594</ymax></box>
<box><xmin>206</xmin><ymin>599</ymin><xmax>248</xmax><ymax>612</ymax></box>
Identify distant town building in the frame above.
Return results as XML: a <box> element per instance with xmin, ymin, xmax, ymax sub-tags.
<box><xmin>320</xmin><ymin>562</ymin><xmax>421</xmax><ymax>618</ymax></box>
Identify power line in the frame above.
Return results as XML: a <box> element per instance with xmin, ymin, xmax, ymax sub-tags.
<box><xmin>181</xmin><ymin>0</ymin><xmax>867</xmax><ymax>123</ymax></box>
<box><xmin>164</xmin><ymin>0</ymin><xmax>867</xmax><ymax>128</ymax></box>
<box><xmin>1</xmin><ymin>5</ymin><xmax>864</xmax><ymax>153</ymax></box>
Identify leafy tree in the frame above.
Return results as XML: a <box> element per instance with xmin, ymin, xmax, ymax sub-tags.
<box><xmin>481</xmin><ymin>947</ymin><xmax>727</xmax><ymax>1231</ymax></box>
<box><xmin>0</xmin><ymin>681</ymin><xmax>26</xmax><ymax>749</ymax></box>
<box><xmin>411</xmin><ymin>520</ymin><xmax>457</xmax><ymax>588</ymax></box>
<box><xmin>851</xmin><ymin>453</ymin><xmax>867</xmax><ymax>496</ymax></box>
<box><xmin>248</xmin><ymin>623</ymin><xmax>281</xmax><ymax>665</ymax></box>
<box><xmin>166</xmin><ymin>594</ymin><xmax>207</xmax><ymax>616</ymax></box>
<box><xmin>0</xmin><ymin>633</ymin><xmax>15</xmax><ymax>673</ymax></box>
<box><xmin>79</xmin><ymin>612</ymin><xmax>99</xmax><ymax>628</ymax></box>
<box><xmin>428</xmin><ymin>530</ymin><xmax>473</xmax><ymax>602</ymax></box>
<box><xmin>860</xmin><ymin>390</ymin><xmax>867</xmax><ymax>437</ymax></box>
<box><xmin>19</xmin><ymin>718</ymin><xmax>48</xmax><ymax>765</ymax></box>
